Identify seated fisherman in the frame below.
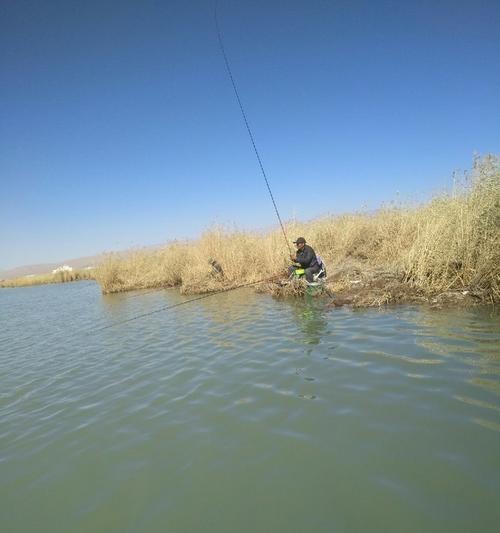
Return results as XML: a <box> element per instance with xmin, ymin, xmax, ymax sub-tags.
<box><xmin>288</xmin><ymin>237</ymin><xmax>321</xmax><ymax>282</ymax></box>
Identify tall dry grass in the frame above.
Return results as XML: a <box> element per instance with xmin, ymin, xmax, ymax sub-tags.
<box><xmin>94</xmin><ymin>156</ymin><xmax>499</xmax><ymax>302</ymax></box>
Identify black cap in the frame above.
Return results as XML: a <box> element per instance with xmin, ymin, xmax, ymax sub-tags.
<box><xmin>293</xmin><ymin>237</ymin><xmax>306</xmax><ymax>244</ymax></box>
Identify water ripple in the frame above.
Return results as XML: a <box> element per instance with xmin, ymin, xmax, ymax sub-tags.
<box><xmin>1</xmin><ymin>283</ymin><xmax>499</xmax><ymax>532</ymax></box>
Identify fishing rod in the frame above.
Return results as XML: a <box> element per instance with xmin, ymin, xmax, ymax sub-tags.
<box><xmin>92</xmin><ymin>274</ymin><xmax>281</xmax><ymax>332</ymax></box>
<box><xmin>214</xmin><ymin>1</ymin><xmax>293</xmax><ymax>256</ymax></box>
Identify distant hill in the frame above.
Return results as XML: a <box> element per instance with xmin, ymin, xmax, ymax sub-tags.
<box><xmin>0</xmin><ymin>244</ymin><xmax>163</xmax><ymax>280</ymax></box>
<box><xmin>0</xmin><ymin>253</ymin><xmax>105</xmax><ymax>280</ymax></box>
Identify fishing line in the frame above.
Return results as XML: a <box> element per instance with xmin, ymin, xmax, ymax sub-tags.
<box><xmin>214</xmin><ymin>1</ymin><xmax>292</xmax><ymax>255</ymax></box>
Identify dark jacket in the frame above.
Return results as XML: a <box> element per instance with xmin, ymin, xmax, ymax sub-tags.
<box><xmin>295</xmin><ymin>244</ymin><xmax>318</xmax><ymax>269</ymax></box>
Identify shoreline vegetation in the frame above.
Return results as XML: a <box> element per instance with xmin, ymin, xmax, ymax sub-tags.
<box><xmin>3</xmin><ymin>156</ymin><xmax>498</xmax><ymax>308</ymax></box>
<box><xmin>93</xmin><ymin>155</ymin><xmax>499</xmax><ymax>308</ymax></box>
<box><xmin>0</xmin><ymin>269</ymin><xmax>94</xmax><ymax>289</ymax></box>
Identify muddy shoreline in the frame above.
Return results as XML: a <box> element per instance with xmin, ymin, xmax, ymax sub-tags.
<box><xmin>257</xmin><ymin>259</ymin><xmax>492</xmax><ymax>309</ymax></box>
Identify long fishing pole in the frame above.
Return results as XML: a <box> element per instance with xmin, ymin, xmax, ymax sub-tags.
<box><xmin>214</xmin><ymin>1</ymin><xmax>293</xmax><ymax>256</ymax></box>
<box><xmin>92</xmin><ymin>274</ymin><xmax>281</xmax><ymax>332</ymax></box>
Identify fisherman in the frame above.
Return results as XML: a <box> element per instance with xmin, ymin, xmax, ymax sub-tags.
<box><xmin>288</xmin><ymin>237</ymin><xmax>321</xmax><ymax>283</ymax></box>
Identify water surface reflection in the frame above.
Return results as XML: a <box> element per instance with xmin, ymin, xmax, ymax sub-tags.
<box><xmin>1</xmin><ymin>283</ymin><xmax>499</xmax><ymax>533</ymax></box>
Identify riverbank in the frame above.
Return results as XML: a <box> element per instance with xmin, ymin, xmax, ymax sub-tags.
<box><xmin>259</xmin><ymin>259</ymin><xmax>491</xmax><ymax>309</ymax></box>
<box><xmin>92</xmin><ymin>156</ymin><xmax>499</xmax><ymax>307</ymax></box>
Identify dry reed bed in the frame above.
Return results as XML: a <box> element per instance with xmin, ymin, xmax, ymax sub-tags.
<box><xmin>94</xmin><ymin>156</ymin><xmax>499</xmax><ymax>306</ymax></box>
<box><xmin>0</xmin><ymin>270</ymin><xmax>95</xmax><ymax>289</ymax></box>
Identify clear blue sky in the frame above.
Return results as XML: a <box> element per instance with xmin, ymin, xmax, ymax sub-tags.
<box><xmin>1</xmin><ymin>0</ymin><xmax>499</xmax><ymax>270</ymax></box>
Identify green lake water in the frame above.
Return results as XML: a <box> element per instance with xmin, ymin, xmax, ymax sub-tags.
<box><xmin>1</xmin><ymin>281</ymin><xmax>499</xmax><ymax>533</ymax></box>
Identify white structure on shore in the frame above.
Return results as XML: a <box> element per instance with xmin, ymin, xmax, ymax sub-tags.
<box><xmin>52</xmin><ymin>265</ymin><xmax>73</xmax><ymax>274</ymax></box>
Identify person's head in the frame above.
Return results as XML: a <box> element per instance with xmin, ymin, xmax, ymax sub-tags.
<box><xmin>293</xmin><ymin>237</ymin><xmax>306</xmax><ymax>250</ymax></box>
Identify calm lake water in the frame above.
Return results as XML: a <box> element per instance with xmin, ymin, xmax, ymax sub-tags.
<box><xmin>1</xmin><ymin>281</ymin><xmax>499</xmax><ymax>533</ymax></box>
